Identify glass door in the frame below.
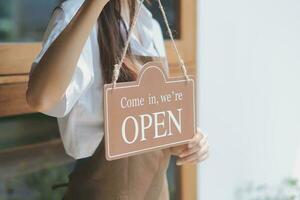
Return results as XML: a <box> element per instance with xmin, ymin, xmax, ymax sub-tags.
<box><xmin>0</xmin><ymin>0</ymin><xmax>197</xmax><ymax>199</ymax></box>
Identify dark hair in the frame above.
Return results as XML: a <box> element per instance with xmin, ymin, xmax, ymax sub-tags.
<box><xmin>97</xmin><ymin>0</ymin><xmax>137</xmax><ymax>84</ymax></box>
<box><xmin>55</xmin><ymin>0</ymin><xmax>139</xmax><ymax>83</ymax></box>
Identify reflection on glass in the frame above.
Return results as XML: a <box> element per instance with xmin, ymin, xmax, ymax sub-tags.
<box><xmin>0</xmin><ymin>113</ymin><xmax>181</xmax><ymax>199</ymax></box>
<box><xmin>0</xmin><ymin>163</ymin><xmax>73</xmax><ymax>200</ymax></box>
<box><xmin>0</xmin><ymin>113</ymin><xmax>59</xmax><ymax>151</ymax></box>
<box><xmin>167</xmin><ymin>156</ymin><xmax>181</xmax><ymax>200</ymax></box>
<box><xmin>0</xmin><ymin>156</ymin><xmax>181</xmax><ymax>199</ymax></box>
<box><xmin>146</xmin><ymin>0</ymin><xmax>181</xmax><ymax>39</ymax></box>
<box><xmin>0</xmin><ymin>0</ymin><xmax>181</xmax><ymax>42</ymax></box>
<box><xmin>0</xmin><ymin>158</ymin><xmax>180</xmax><ymax>200</ymax></box>
<box><xmin>0</xmin><ymin>0</ymin><xmax>61</xmax><ymax>42</ymax></box>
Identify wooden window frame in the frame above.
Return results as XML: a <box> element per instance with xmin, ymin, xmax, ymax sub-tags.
<box><xmin>166</xmin><ymin>0</ymin><xmax>197</xmax><ymax>78</ymax></box>
<box><xmin>174</xmin><ymin>1</ymin><xmax>197</xmax><ymax>199</ymax></box>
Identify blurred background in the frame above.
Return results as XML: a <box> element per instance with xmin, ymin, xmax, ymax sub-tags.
<box><xmin>1</xmin><ymin>0</ymin><xmax>300</xmax><ymax>199</ymax></box>
<box><xmin>197</xmin><ymin>0</ymin><xmax>300</xmax><ymax>199</ymax></box>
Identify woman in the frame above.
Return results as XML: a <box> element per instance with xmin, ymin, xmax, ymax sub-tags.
<box><xmin>26</xmin><ymin>0</ymin><xmax>209</xmax><ymax>199</ymax></box>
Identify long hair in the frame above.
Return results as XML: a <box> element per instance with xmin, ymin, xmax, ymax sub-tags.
<box><xmin>97</xmin><ymin>0</ymin><xmax>137</xmax><ymax>84</ymax></box>
<box><xmin>55</xmin><ymin>0</ymin><xmax>139</xmax><ymax>83</ymax></box>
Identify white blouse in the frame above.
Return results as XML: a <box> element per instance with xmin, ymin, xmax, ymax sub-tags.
<box><xmin>29</xmin><ymin>0</ymin><xmax>167</xmax><ymax>159</ymax></box>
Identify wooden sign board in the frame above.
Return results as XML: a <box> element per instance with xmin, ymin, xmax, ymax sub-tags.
<box><xmin>104</xmin><ymin>62</ymin><xmax>196</xmax><ymax>160</ymax></box>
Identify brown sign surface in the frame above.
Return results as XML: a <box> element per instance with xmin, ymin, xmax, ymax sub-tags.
<box><xmin>104</xmin><ymin>62</ymin><xmax>196</xmax><ymax>160</ymax></box>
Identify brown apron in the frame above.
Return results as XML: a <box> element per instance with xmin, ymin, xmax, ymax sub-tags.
<box><xmin>62</xmin><ymin>55</ymin><xmax>172</xmax><ymax>200</ymax></box>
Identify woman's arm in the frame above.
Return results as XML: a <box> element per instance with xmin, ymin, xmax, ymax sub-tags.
<box><xmin>26</xmin><ymin>0</ymin><xmax>109</xmax><ymax>112</ymax></box>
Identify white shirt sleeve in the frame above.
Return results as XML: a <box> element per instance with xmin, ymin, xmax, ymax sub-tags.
<box><xmin>29</xmin><ymin>7</ymin><xmax>94</xmax><ymax>118</ymax></box>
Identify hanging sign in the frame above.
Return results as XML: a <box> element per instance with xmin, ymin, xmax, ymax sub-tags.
<box><xmin>104</xmin><ymin>62</ymin><xmax>196</xmax><ymax>160</ymax></box>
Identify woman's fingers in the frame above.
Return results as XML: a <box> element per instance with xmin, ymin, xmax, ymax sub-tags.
<box><xmin>179</xmin><ymin>139</ymin><xmax>208</xmax><ymax>158</ymax></box>
<box><xmin>169</xmin><ymin>127</ymin><xmax>210</xmax><ymax>166</ymax></box>
<box><xmin>178</xmin><ymin>145</ymin><xmax>201</xmax><ymax>158</ymax></box>
<box><xmin>169</xmin><ymin>144</ymin><xmax>187</xmax><ymax>156</ymax></box>
<box><xmin>171</xmin><ymin>131</ymin><xmax>201</xmax><ymax>155</ymax></box>
<box><xmin>188</xmin><ymin>153</ymin><xmax>209</xmax><ymax>165</ymax></box>
<box><xmin>176</xmin><ymin>128</ymin><xmax>209</xmax><ymax>165</ymax></box>
<box><xmin>188</xmin><ymin>131</ymin><xmax>201</xmax><ymax>148</ymax></box>
<box><xmin>199</xmin><ymin>134</ymin><xmax>208</xmax><ymax>146</ymax></box>
<box><xmin>176</xmin><ymin>149</ymin><xmax>209</xmax><ymax>166</ymax></box>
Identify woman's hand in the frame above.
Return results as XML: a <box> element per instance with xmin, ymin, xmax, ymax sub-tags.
<box><xmin>169</xmin><ymin>128</ymin><xmax>209</xmax><ymax>166</ymax></box>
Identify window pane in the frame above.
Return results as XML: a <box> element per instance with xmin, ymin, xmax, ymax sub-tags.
<box><xmin>146</xmin><ymin>0</ymin><xmax>181</xmax><ymax>40</ymax></box>
<box><xmin>0</xmin><ymin>163</ymin><xmax>74</xmax><ymax>200</ymax></box>
<box><xmin>0</xmin><ymin>113</ymin><xmax>182</xmax><ymax>199</ymax></box>
<box><xmin>0</xmin><ymin>0</ymin><xmax>62</xmax><ymax>42</ymax></box>
<box><xmin>167</xmin><ymin>156</ymin><xmax>181</xmax><ymax>200</ymax></box>
<box><xmin>0</xmin><ymin>0</ymin><xmax>181</xmax><ymax>42</ymax></box>
<box><xmin>0</xmin><ymin>157</ymin><xmax>181</xmax><ymax>200</ymax></box>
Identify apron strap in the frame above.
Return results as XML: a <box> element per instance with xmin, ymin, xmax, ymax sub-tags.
<box><xmin>112</xmin><ymin>0</ymin><xmax>190</xmax><ymax>88</ymax></box>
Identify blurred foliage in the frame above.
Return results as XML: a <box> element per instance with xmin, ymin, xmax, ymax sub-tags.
<box><xmin>236</xmin><ymin>178</ymin><xmax>300</xmax><ymax>200</ymax></box>
<box><xmin>0</xmin><ymin>0</ymin><xmax>61</xmax><ymax>42</ymax></box>
<box><xmin>0</xmin><ymin>0</ymin><xmax>180</xmax><ymax>42</ymax></box>
<box><xmin>0</xmin><ymin>163</ymin><xmax>73</xmax><ymax>200</ymax></box>
<box><xmin>0</xmin><ymin>1</ymin><xmax>12</xmax><ymax>40</ymax></box>
<box><xmin>0</xmin><ymin>158</ymin><xmax>180</xmax><ymax>200</ymax></box>
<box><xmin>0</xmin><ymin>1</ymin><xmax>11</xmax><ymax>17</ymax></box>
<box><xmin>0</xmin><ymin>113</ymin><xmax>59</xmax><ymax>151</ymax></box>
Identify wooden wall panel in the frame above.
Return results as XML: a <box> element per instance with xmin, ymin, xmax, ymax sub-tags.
<box><xmin>0</xmin><ymin>43</ymin><xmax>41</xmax><ymax>75</ymax></box>
<box><xmin>0</xmin><ymin>83</ymin><xmax>34</xmax><ymax>117</ymax></box>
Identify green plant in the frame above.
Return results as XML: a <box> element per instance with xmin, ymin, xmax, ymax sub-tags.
<box><xmin>0</xmin><ymin>163</ymin><xmax>73</xmax><ymax>200</ymax></box>
<box><xmin>236</xmin><ymin>178</ymin><xmax>300</xmax><ymax>200</ymax></box>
